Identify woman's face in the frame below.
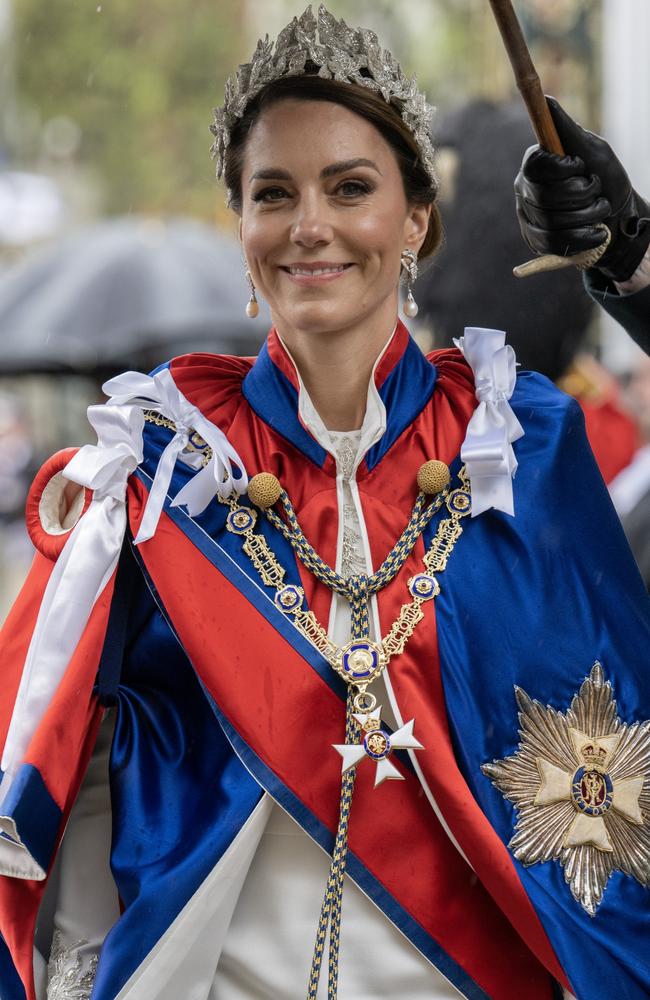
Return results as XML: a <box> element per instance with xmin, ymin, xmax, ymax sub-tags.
<box><xmin>239</xmin><ymin>99</ymin><xmax>430</xmax><ymax>340</ymax></box>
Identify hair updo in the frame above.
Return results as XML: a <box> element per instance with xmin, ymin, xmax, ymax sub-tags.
<box><xmin>223</xmin><ymin>74</ymin><xmax>443</xmax><ymax>262</ymax></box>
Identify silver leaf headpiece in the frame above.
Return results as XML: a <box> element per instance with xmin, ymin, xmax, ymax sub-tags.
<box><xmin>210</xmin><ymin>4</ymin><xmax>436</xmax><ymax>185</ymax></box>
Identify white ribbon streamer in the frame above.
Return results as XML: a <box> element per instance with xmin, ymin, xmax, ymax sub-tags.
<box><xmin>0</xmin><ymin>367</ymin><xmax>247</xmax><ymax>823</ymax></box>
<box><xmin>103</xmin><ymin>368</ymin><xmax>248</xmax><ymax>544</ymax></box>
<box><xmin>454</xmin><ymin>327</ymin><xmax>524</xmax><ymax>517</ymax></box>
<box><xmin>0</xmin><ymin>404</ymin><xmax>144</xmax><ymax>806</ymax></box>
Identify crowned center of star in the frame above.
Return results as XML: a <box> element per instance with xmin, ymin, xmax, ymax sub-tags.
<box><xmin>534</xmin><ymin>728</ymin><xmax>644</xmax><ymax>853</ymax></box>
<box><xmin>571</xmin><ymin>766</ymin><xmax>613</xmax><ymax>816</ymax></box>
<box><xmin>482</xmin><ymin>662</ymin><xmax>650</xmax><ymax>915</ymax></box>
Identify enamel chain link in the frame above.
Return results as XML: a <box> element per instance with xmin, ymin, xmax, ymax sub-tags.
<box><xmin>222</xmin><ymin>473</ymin><xmax>471</xmax><ymax>682</ymax></box>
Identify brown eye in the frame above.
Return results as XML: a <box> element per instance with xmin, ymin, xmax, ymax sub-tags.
<box><xmin>253</xmin><ymin>187</ymin><xmax>289</xmax><ymax>203</ymax></box>
<box><xmin>336</xmin><ymin>180</ymin><xmax>372</xmax><ymax>198</ymax></box>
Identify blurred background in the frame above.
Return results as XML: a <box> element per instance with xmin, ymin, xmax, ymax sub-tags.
<box><xmin>1</xmin><ymin>0</ymin><xmax>649</xmax><ymax>616</ymax></box>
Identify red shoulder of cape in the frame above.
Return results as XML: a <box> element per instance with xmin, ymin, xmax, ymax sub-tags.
<box><xmin>170</xmin><ymin>346</ymin><xmax>476</xmax><ymax>424</ymax></box>
<box><xmin>169</xmin><ymin>352</ymin><xmax>256</xmax><ymax>433</ymax></box>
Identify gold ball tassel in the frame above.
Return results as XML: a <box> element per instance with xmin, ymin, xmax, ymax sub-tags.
<box><xmin>247</xmin><ymin>472</ymin><xmax>283</xmax><ymax>509</ymax></box>
<box><xmin>417</xmin><ymin>459</ymin><xmax>450</xmax><ymax>496</ymax></box>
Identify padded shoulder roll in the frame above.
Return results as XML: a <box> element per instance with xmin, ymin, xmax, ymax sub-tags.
<box><xmin>25</xmin><ymin>448</ymin><xmax>92</xmax><ymax>560</ymax></box>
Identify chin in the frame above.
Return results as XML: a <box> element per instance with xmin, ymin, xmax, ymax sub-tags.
<box><xmin>277</xmin><ymin>300</ymin><xmax>363</xmax><ymax>336</ymax></box>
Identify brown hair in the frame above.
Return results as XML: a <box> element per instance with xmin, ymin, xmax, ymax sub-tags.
<box><xmin>223</xmin><ymin>75</ymin><xmax>442</xmax><ymax>261</ymax></box>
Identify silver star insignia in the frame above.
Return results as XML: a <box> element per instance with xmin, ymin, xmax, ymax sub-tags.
<box><xmin>483</xmin><ymin>662</ymin><xmax>650</xmax><ymax>915</ymax></box>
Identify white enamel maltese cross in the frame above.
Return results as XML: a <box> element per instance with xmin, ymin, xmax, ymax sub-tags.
<box><xmin>333</xmin><ymin>706</ymin><xmax>424</xmax><ymax>787</ymax></box>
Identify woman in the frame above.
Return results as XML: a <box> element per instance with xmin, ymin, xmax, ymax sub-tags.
<box><xmin>1</xmin><ymin>7</ymin><xmax>649</xmax><ymax>999</ymax></box>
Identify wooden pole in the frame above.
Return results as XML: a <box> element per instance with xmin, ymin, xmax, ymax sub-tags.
<box><xmin>487</xmin><ymin>0</ymin><xmax>564</xmax><ymax>155</ymax></box>
<box><xmin>487</xmin><ymin>0</ymin><xmax>611</xmax><ymax>274</ymax></box>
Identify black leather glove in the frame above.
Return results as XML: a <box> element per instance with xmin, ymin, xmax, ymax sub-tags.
<box><xmin>515</xmin><ymin>97</ymin><xmax>650</xmax><ymax>282</ymax></box>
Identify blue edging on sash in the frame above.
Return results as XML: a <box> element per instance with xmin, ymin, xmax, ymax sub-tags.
<box><xmin>134</xmin><ymin>468</ymin><xmax>347</xmax><ymax>703</ymax></box>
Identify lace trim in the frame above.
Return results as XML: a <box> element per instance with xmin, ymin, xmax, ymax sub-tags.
<box><xmin>47</xmin><ymin>930</ymin><xmax>98</xmax><ymax>1000</ymax></box>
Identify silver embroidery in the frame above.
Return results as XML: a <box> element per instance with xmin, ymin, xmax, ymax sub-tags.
<box><xmin>330</xmin><ymin>431</ymin><xmax>367</xmax><ymax>580</ymax></box>
<box><xmin>341</xmin><ymin>503</ymin><xmax>368</xmax><ymax>579</ymax></box>
<box><xmin>333</xmin><ymin>435</ymin><xmax>358</xmax><ymax>483</ymax></box>
<box><xmin>47</xmin><ymin>931</ymin><xmax>98</xmax><ymax>1000</ymax></box>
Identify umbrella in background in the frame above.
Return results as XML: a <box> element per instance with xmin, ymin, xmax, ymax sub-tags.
<box><xmin>0</xmin><ymin>215</ymin><xmax>270</xmax><ymax>374</ymax></box>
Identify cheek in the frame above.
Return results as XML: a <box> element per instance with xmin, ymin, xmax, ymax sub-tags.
<box><xmin>241</xmin><ymin>213</ymin><xmax>280</xmax><ymax>265</ymax></box>
<box><xmin>349</xmin><ymin>207</ymin><xmax>406</xmax><ymax>261</ymax></box>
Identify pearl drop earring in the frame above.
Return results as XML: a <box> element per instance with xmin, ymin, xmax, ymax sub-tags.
<box><xmin>245</xmin><ymin>268</ymin><xmax>259</xmax><ymax>319</ymax></box>
<box><xmin>400</xmin><ymin>249</ymin><xmax>419</xmax><ymax>318</ymax></box>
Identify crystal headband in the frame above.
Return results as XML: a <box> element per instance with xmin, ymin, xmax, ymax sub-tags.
<box><xmin>210</xmin><ymin>3</ymin><xmax>436</xmax><ymax>185</ymax></box>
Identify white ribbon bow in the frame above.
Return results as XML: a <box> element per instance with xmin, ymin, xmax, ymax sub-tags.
<box><xmin>0</xmin><ymin>404</ymin><xmax>144</xmax><ymax>811</ymax></box>
<box><xmin>0</xmin><ymin>368</ymin><xmax>247</xmax><ymax>827</ymax></box>
<box><xmin>454</xmin><ymin>327</ymin><xmax>524</xmax><ymax>517</ymax></box>
<box><xmin>103</xmin><ymin>367</ymin><xmax>248</xmax><ymax>544</ymax></box>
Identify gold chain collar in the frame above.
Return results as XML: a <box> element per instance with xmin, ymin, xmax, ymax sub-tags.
<box><xmin>221</xmin><ymin>466</ymin><xmax>471</xmax><ymax>710</ymax></box>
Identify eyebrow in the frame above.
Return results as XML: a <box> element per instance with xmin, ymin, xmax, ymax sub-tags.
<box><xmin>249</xmin><ymin>158</ymin><xmax>382</xmax><ymax>183</ymax></box>
<box><xmin>321</xmin><ymin>158</ymin><xmax>382</xmax><ymax>178</ymax></box>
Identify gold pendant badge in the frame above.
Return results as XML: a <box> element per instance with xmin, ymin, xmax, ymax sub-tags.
<box><xmin>482</xmin><ymin>662</ymin><xmax>650</xmax><ymax>915</ymax></box>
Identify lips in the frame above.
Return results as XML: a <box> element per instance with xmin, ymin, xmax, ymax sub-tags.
<box><xmin>281</xmin><ymin>262</ymin><xmax>352</xmax><ymax>273</ymax></box>
<box><xmin>279</xmin><ymin>262</ymin><xmax>354</xmax><ymax>284</ymax></box>
<box><xmin>286</xmin><ymin>264</ymin><xmax>350</xmax><ymax>276</ymax></box>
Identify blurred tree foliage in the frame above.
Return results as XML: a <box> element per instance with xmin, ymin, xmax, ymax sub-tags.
<box><xmin>12</xmin><ymin>0</ymin><xmax>597</xmax><ymax>222</ymax></box>
<box><xmin>13</xmin><ymin>0</ymin><xmax>248</xmax><ymax>221</ymax></box>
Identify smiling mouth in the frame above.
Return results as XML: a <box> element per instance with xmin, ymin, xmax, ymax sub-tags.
<box><xmin>280</xmin><ymin>263</ymin><xmax>353</xmax><ymax>277</ymax></box>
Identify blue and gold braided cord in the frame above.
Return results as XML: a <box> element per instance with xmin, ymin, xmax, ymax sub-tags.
<box><xmin>265</xmin><ymin>488</ymin><xmax>445</xmax><ymax>610</ymax></box>
<box><xmin>263</xmin><ymin>487</ymin><xmax>447</xmax><ymax>997</ymax></box>
<box><xmin>346</xmin><ymin>574</ymin><xmax>370</xmax><ymax>639</ymax></box>
<box><xmin>306</xmin><ymin>689</ymin><xmax>358</xmax><ymax>999</ymax></box>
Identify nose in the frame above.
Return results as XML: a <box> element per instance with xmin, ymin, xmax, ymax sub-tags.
<box><xmin>290</xmin><ymin>191</ymin><xmax>333</xmax><ymax>249</ymax></box>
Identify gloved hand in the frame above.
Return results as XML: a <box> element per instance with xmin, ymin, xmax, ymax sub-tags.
<box><xmin>515</xmin><ymin>96</ymin><xmax>650</xmax><ymax>282</ymax></box>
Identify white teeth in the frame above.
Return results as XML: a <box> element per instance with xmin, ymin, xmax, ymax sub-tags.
<box><xmin>288</xmin><ymin>265</ymin><xmax>348</xmax><ymax>276</ymax></box>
